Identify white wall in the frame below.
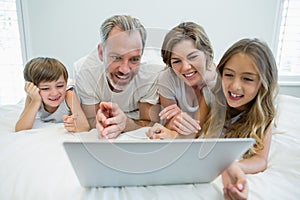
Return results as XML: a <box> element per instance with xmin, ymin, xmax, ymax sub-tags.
<box><xmin>20</xmin><ymin>0</ymin><xmax>280</xmax><ymax>77</ymax></box>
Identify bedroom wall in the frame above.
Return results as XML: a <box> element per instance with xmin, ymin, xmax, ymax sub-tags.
<box><xmin>19</xmin><ymin>0</ymin><xmax>300</xmax><ymax>97</ymax></box>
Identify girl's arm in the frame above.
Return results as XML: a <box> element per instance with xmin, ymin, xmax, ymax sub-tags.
<box><xmin>220</xmin><ymin>127</ymin><xmax>272</xmax><ymax>199</ymax></box>
<box><xmin>15</xmin><ymin>95</ymin><xmax>41</xmax><ymax>132</ymax></box>
<box><xmin>65</xmin><ymin>90</ymin><xmax>90</xmax><ymax>132</ymax></box>
<box><xmin>237</xmin><ymin>125</ymin><xmax>272</xmax><ymax>174</ymax></box>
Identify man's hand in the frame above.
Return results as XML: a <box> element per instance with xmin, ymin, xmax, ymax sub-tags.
<box><xmin>96</xmin><ymin>102</ymin><xmax>127</xmax><ymax>139</ymax></box>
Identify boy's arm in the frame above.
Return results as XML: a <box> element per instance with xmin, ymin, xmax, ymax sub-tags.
<box><xmin>65</xmin><ymin>90</ymin><xmax>90</xmax><ymax>132</ymax></box>
<box><xmin>15</xmin><ymin>95</ymin><xmax>40</xmax><ymax>132</ymax></box>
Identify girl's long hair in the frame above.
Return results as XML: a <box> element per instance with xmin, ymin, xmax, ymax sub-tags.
<box><xmin>203</xmin><ymin>38</ymin><xmax>278</xmax><ymax>158</ymax></box>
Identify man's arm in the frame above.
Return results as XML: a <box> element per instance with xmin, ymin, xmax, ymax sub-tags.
<box><xmin>81</xmin><ymin>104</ymin><xmax>99</xmax><ymax>129</ymax></box>
<box><xmin>123</xmin><ymin>102</ymin><xmax>161</xmax><ymax>132</ymax></box>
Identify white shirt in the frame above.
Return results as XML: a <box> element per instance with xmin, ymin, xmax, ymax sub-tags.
<box><xmin>74</xmin><ymin>48</ymin><xmax>164</xmax><ymax>119</ymax></box>
<box><xmin>158</xmin><ymin>67</ymin><xmax>214</xmax><ymax>117</ymax></box>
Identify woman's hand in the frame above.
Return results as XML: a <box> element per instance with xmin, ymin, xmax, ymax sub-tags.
<box><xmin>146</xmin><ymin>123</ymin><xmax>178</xmax><ymax>139</ymax></box>
<box><xmin>159</xmin><ymin>104</ymin><xmax>201</xmax><ymax>136</ymax></box>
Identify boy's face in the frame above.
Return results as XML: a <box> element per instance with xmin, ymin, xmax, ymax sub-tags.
<box><xmin>98</xmin><ymin>27</ymin><xmax>143</xmax><ymax>92</ymax></box>
<box><xmin>38</xmin><ymin>75</ymin><xmax>67</xmax><ymax>112</ymax></box>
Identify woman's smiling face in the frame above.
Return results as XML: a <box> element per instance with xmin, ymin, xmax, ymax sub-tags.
<box><xmin>170</xmin><ymin>39</ymin><xmax>207</xmax><ymax>88</ymax></box>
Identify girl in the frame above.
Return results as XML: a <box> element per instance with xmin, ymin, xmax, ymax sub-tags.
<box><xmin>204</xmin><ymin>38</ymin><xmax>278</xmax><ymax>199</ymax></box>
<box><xmin>15</xmin><ymin>57</ymin><xmax>90</xmax><ymax>132</ymax></box>
<box><xmin>147</xmin><ymin>22</ymin><xmax>216</xmax><ymax>139</ymax></box>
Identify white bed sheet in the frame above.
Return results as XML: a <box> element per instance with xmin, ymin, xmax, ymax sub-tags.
<box><xmin>0</xmin><ymin>94</ymin><xmax>299</xmax><ymax>200</ymax></box>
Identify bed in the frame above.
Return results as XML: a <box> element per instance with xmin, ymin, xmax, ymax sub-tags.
<box><xmin>0</xmin><ymin>94</ymin><xmax>299</xmax><ymax>200</ymax></box>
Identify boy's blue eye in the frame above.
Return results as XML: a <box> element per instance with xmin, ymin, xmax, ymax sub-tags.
<box><xmin>40</xmin><ymin>88</ymin><xmax>49</xmax><ymax>91</ymax></box>
<box><xmin>57</xmin><ymin>85</ymin><xmax>64</xmax><ymax>88</ymax></box>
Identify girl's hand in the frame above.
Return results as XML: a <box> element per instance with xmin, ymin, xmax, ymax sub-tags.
<box><xmin>63</xmin><ymin>114</ymin><xmax>78</xmax><ymax>133</ymax></box>
<box><xmin>222</xmin><ymin>162</ymin><xmax>248</xmax><ymax>200</ymax></box>
<box><xmin>146</xmin><ymin>123</ymin><xmax>178</xmax><ymax>139</ymax></box>
<box><xmin>24</xmin><ymin>82</ymin><xmax>41</xmax><ymax>103</ymax></box>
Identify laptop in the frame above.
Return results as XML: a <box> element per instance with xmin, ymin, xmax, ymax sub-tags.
<box><xmin>63</xmin><ymin>135</ymin><xmax>254</xmax><ymax>187</ymax></box>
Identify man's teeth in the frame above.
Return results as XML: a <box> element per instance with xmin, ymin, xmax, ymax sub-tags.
<box><xmin>117</xmin><ymin>75</ymin><xmax>129</xmax><ymax>80</ymax></box>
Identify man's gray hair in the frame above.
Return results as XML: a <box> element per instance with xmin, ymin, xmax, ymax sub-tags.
<box><xmin>100</xmin><ymin>15</ymin><xmax>147</xmax><ymax>50</ymax></box>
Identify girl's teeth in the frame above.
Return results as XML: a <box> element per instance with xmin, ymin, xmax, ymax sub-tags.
<box><xmin>231</xmin><ymin>93</ymin><xmax>242</xmax><ymax>98</ymax></box>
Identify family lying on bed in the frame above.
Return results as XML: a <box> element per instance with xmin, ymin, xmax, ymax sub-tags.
<box><xmin>14</xmin><ymin>15</ymin><xmax>278</xmax><ymax>200</ymax></box>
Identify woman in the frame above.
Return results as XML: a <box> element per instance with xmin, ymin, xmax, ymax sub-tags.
<box><xmin>147</xmin><ymin>22</ymin><xmax>216</xmax><ymax>139</ymax></box>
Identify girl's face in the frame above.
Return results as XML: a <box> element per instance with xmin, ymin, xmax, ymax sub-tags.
<box><xmin>38</xmin><ymin>75</ymin><xmax>67</xmax><ymax>112</ymax></box>
<box><xmin>222</xmin><ymin>53</ymin><xmax>261</xmax><ymax>111</ymax></box>
<box><xmin>170</xmin><ymin>39</ymin><xmax>207</xmax><ymax>88</ymax></box>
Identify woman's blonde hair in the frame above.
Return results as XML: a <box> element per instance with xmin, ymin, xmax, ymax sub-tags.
<box><xmin>161</xmin><ymin>22</ymin><xmax>213</xmax><ymax>70</ymax></box>
<box><xmin>204</xmin><ymin>38</ymin><xmax>278</xmax><ymax>158</ymax></box>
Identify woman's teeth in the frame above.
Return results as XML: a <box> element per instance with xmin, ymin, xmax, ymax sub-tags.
<box><xmin>184</xmin><ymin>72</ymin><xmax>195</xmax><ymax>78</ymax></box>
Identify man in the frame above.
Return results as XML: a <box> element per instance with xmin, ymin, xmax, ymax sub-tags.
<box><xmin>74</xmin><ymin>15</ymin><xmax>163</xmax><ymax>139</ymax></box>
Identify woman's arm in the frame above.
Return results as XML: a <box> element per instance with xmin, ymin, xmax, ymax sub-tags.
<box><xmin>159</xmin><ymin>95</ymin><xmax>178</xmax><ymax>123</ymax></box>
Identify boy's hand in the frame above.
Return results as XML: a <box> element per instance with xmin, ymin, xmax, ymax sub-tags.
<box><xmin>24</xmin><ymin>82</ymin><xmax>41</xmax><ymax>103</ymax></box>
<box><xmin>63</xmin><ymin>114</ymin><xmax>78</xmax><ymax>133</ymax></box>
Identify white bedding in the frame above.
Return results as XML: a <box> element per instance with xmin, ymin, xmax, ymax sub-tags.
<box><xmin>0</xmin><ymin>94</ymin><xmax>299</xmax><ymax>200</ymax></box>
